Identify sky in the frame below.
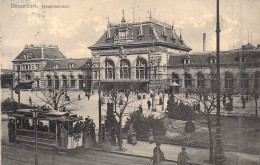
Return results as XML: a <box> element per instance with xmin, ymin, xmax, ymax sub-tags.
<box><xmin>0</xmin><ymin>0</ymin><xmax>260</xmax><ymax>69</ymax></box>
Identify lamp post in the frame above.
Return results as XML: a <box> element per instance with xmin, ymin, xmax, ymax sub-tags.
<box><xmin>214</xmin><ymin>0</ymin><xmax>225</xmax><ymax>164</ymax></box>
<box><xmin>32</xmin><ymin>109</ymin><xmax>39</xmax><ymax>165</ymax></box>
<box><xmin>98</xmin><ymin>62</ymin><xmax>102</xmax><ymax>144</ymax></box>
<box><xmin>17</xmin><ymin>65</ymin><xmax>21</xmax><ymax>109</ymax></box>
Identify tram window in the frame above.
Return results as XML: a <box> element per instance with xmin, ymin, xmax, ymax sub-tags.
<box><xmin>38</xmin><ymin>120</ymin><xmax>49</xmax><ymax>132</ymax></box>
<box><xmin>22</xmin><ymin>119</ymin><xmax>34</xmax><ymax>130</ymax></box>
<box><xmin>16</xmin><ymin>118</ymin><xmax>22</xmax><ymax>129</ymax></box>
<box><xmin>49</xmin><ymin>121</ymin><xmax>56</xmax><ymax>133</ymax></box>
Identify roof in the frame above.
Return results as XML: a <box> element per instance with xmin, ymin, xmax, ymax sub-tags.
<box><xmin>13</xmin><ymin>45</ymin><xmax>66</xmax><ymax>61</ymax></box>
<box><xmin>1</xmin><ymin>69</ymin><xmax>12</xmax><ymax>75</ymax></box>
<box><xmin>242</xmin><ymin>43</ymin><xmax>256</xmax><ymax>50</ymax></box>
<box><xmin>168</xmin><ymin>49</ymin><xmax>260</xmax><ymax>67</ymax></box>
<box><xmin>44</xmin><ymin>58</ymin><xmax>91</xmax><ymax>71</ymax></box>
<box><xmin>89</xmin><ymin>20</ymin><xmax>191</xmax><ymax>52</ymax></box>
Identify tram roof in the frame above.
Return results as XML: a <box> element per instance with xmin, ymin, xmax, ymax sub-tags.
<box><xmin>8</xmin><ymin>109</ymin><xmax>80</xmax><ymax>121</ymax></box>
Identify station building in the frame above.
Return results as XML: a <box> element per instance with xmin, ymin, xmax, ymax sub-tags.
<box><xmin>89</xmin><ymin>12</ymin><xmax>260</xmax><ymax>95</ymax></box>
<box><xmin>89</xmin><ymin>12</ymin><xmax>191</xmax><ymax>92</ymax></box>
<box><xmin>12</xmin><ymin>44</ymin><xmax>92</xmax><ymax>91</ymax></box>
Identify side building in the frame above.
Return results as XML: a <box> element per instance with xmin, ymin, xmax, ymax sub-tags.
<box><xmin>167</xmin><ymin>43</ymin><xmax>260</xmax><ymax>95</ymax></box>
<box><xmin>12</xmin><ymin>44</ymin><xmax>92</xmax><ymax>91</ymax></box>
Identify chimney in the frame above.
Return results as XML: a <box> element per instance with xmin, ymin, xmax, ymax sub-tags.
<box><xmin>203</xmin><ymin>33</ymin><xmax>206</xmax><ymax>52</ymax></box>
<box><xmin>41</xmin><ymin>46</ymin><xmax>44</xmax><ymax>59</ymax></box>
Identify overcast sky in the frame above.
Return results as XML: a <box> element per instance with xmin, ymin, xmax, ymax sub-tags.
<box><xmin>1</xmin><ymin>0</ymin><xmax>260</xmax><ymax>69</ymax></box>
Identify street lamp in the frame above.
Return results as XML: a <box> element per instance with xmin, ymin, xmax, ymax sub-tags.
<box><xmin>214</xmin><ymin>0</ymin><xmax>225</xmax><ymax>164</ymax></box>
<box><xmin>31</xmin><ymin>109</ymin><xmax>39</xmax><ymax>165</ymax></box>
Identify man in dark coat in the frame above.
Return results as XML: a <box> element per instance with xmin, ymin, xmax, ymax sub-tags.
<box><xmin>8</xmin><ymin>119</ymin><xmax>16</xmax><ymax>143</ymax></box>
<box><xmin>147</xmin><ymin>100</ymin><xmax>151</xmax><ymax>110</ymax></box>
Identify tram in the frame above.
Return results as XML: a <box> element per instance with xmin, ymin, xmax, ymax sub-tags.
<box><xmin>8</xmin><ymin>109</ymin><xmax>83</xmax><ymax>150</ymax></box>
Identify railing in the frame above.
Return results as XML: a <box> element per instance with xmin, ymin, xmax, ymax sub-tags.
<box><xmin>16</xmin><ymin>129</ymin><xmax>56</xmax><ymax>140</ymax></box>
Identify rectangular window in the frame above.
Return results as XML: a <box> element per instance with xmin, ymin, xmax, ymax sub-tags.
<box><xmin>71</xmin><ymin>80</ymin><xmax>75</xmax><ymax>88</ymax></box>
<box><xmin>35</xmin><ymin>64</ymin><xmax>40</xmax><ymax>70</ymax></box>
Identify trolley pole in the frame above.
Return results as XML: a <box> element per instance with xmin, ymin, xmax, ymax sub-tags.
<box><xmin>214</xmin><ymin>0</ymin><xmax>225</xmax><ymax>164</ymax></box>
<box><xmin>33</xmin><ymin>109</ymin><xmax>39</xmax><ymax>165</ymax></box>
<box><xmin>17</xmin><ymin>65</ymin><xmax>21</xmax><ymax>109</ymax></box>
<box><xmin>98</xmin><ymin>63</ymin><xmax>102</xmax><ymax>144</ymax></box>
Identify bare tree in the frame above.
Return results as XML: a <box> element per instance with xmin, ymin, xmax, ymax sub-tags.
<box><xmin>32</xmin><ymin>86</ymin><xmax>78</xmax><ymax>111</ymax></box>
<box><xmin>190</xmin><ymin>86</ymin><xmax>217</xmax><ymax>163</ymax></box>
<box><xmin>102</xmin><ymin>82</ymin><xmax>141</xmax><ymax>151</ymax></box>
<box><xmin>156</xmin><ymin>79</ymin><xmax>171</xmax><ymax>111</ymax></box>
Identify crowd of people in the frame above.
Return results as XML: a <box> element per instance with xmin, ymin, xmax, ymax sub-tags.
<box><xmin>82</xmin><ymin>116</ymin><xmax>97</xmax><ymax>148</ymax></box>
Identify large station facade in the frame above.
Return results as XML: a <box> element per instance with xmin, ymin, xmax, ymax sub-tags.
<box><xmin>89</xmin><ymin>13</ymin><xmax>191</xmax><ymax>92</ymax></box>
<box><xmin>11</xmin><ymin>12</ymin><xmax>260</xmax><ymax>95</ymax></box>
<box><xmin>89</xmin><ymin>12</ymin><xmax>260</xmax><ymax>95</ymax></box>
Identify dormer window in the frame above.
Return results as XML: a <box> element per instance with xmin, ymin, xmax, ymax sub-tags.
<box><xmin>184</xmin><ymin>59</ymin><xmax>190</xmax><ymax>65</ymax></box>
<box><xmin>162</xmin><ymin>26</ymin><xmax>167</xmax><ymax>40</ymax></box>
<box><xmin>68</xmin><ymin>63</ymin><xmax>75</xmax><ymax>68</ymax></box>
<box><xmin>240</xmin><ymin>56</ymin><xmax>246</xmax><ymax>63</ymax></box>
<box><xmin>183</xmin><ymin>54</ymin><xmax>190</xmax><ymax>65</ymax></box>
<box><xmin>211</xmin><ymin>58</ymin><xmax>216</xmax><ymax>64</ymax></box>
<box><xmin>54</xmin><ymin>64</ymin><xmax>58</xmax><ymax>69</ymax></box>
<box><xmin>210</xmin><ymin>54</ymin><xmax>216</xmax><ymax>64</ymax></box>
<box><xmin>106</xmin><ymin>28</ymin><xmax>112</xmax><ymax>39</ymax></box>
<box><xmin>24</xmin><ymin>54</ymin><xmax>29</xmax><ymax>59</ymax></box>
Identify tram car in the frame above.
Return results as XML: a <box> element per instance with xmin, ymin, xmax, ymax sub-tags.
<box><xmin>8</xmin><ymin>109</ymin><xmax>83</xmax><ymax>150</ymax></box>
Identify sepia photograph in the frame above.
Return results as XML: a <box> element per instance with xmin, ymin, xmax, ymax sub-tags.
<box><xmin>0</xmin><ymin>0</ymin><xmax>260</xmax><ymax>164</ymax></box>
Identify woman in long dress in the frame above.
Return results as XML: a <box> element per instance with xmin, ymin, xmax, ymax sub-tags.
<box><xmin>148</xmin><ymin>129</ymin><xmax>154</xmax><ymax>144</ymax></box>
<box><xmin>151</xmin><ymin>142</ymin><xmax>165</xmax><ymax>165</ymax></box>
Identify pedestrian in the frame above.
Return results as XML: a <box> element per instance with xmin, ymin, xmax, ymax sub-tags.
<box><xmin>151</xmin><ymin>142</ymin><xmax>165</xmax><ymax>165</ymax></box>
<box><xmin>29</xmin><ymin>97</ymin><xmax>32</xmax><ymax>105</ymax></box>
<box><xmin>132</xmin><ymin>132</ymin><xmax>137</xmax><ymax>145</ymax></box>
<box><xmin>127</xmin><ymin>125</ymin><xmax>134</xmax><ymax>144</ymax></box>
<box><xmin>138</xmin><ymin>104</ymin><xmax>143</xmax><ymax>114</ymax></box>
<box><xmin>148</xmin><ymin>129</ymin><xmax>154</xmax><ymax>144</ymax></box>
<box><xmin>177</xmin><ymin>147</ymin><xmax>190</xmax><ymax>165</ymax></box>
<box><xmin>78</xmin><ymin>94</ymin><xmax>81</xmax><ymax>100</ymax></box>
<box><xmin>147</xmin><ymin>100</ymin><xmax>151</xmax><ymax>110</ymax></box>
<box><xmin>103</xmin><ymin>132</ymin><xmax>112</xmax><ymax>151</ymax></box>
<box><xmin>242</xmin><ymin>96</ymin><xmax>246</xmax><ymax>109</ymax></box>
<box><xmin>60</xmin><ymin>124</ymin><xmax>68</xmax><ymax>149</ymax></box>
<box><xmin>223</xmin><ymin>95</ymin><xmax>226</xmax><ymax>107</ymax></box>
<box><xmin>185</xmin><ymin>91</ymin><xmax>189</xmax><ymax>99</ymax></box>
<box><xmin>8</xmin><ymin>119</ymin><xmax>16</xmax><ymax>143</ymax></box>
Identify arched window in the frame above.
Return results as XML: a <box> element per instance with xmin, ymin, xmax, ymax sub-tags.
<box><xmin>172</xmin><ymin>73</ymin><xmax>179</xmax><ymax>84</ymax></box>
<box><xmin>184</xmin><ymin>73</ymin><xmax>192</xmax><ymax>88</ymax></box>
<box><xmin>62</xmin><ymin>75</ymin><xmax>67</xmax><ymax>87</ymax></box>
<box><xmin>120</xmin><ymin>59</ymin><xmax>131</xmax><ymax>79</ymax></box>
<box><xmin>105</xmin><ymin>59</ymin><xmax>115</xmax><ymax>79</ymax></box>
<box><xmin>70</xmin><ymin>75</ymin><xmax>75</xmax><ymax>88</ymax></box>
<box><xmin>239</xmin><ymin>72</ymin><xmax>249</xmax><ymax>89</ymax></box>
<box><xmin>54</xmin><ymin>75</ymin><xmax>59</xmax><ymax>89</ymax></box>
<box><xmin>78</xmin><ymin>75</ymin><xmax>83</xmax><ymax>90</ymax></box>
<box><xmin>197</xmin><ymin>72</ymin><xmax>205</xmax><ymax>88</ymax></box>
<box><xmin>224</xmin><ymin>72</ymin><xmax>234</xmax><ymax>89</ymax></box>
<box><xmin>25</xmin><ymin>74</ymin><xmax>31</xmax><ymax>81</ymax></box>
<box><xmin>47</xmin><ymin>75</ymin><xmax>52</xmax><ymax>87</ymax></box>
<box><xmin>136</xmin><ymin>58</ymin><xmax>147</xmax><ymax>79</ymax></box>
<box><xmin>254</xmin><ymin>71</ymin><xmax>260</xmax><ymax>89</ymax></box>
<box><xmin>210</xmin><ymin>72</ymin><xmax>218</xmax><ymax>92</ymax></box>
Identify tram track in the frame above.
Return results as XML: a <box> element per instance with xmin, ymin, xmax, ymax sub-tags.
<box><xmin>2</xmin><ymin>145</ymin><xmax>160</xmax><ymax>165</ymax></box>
